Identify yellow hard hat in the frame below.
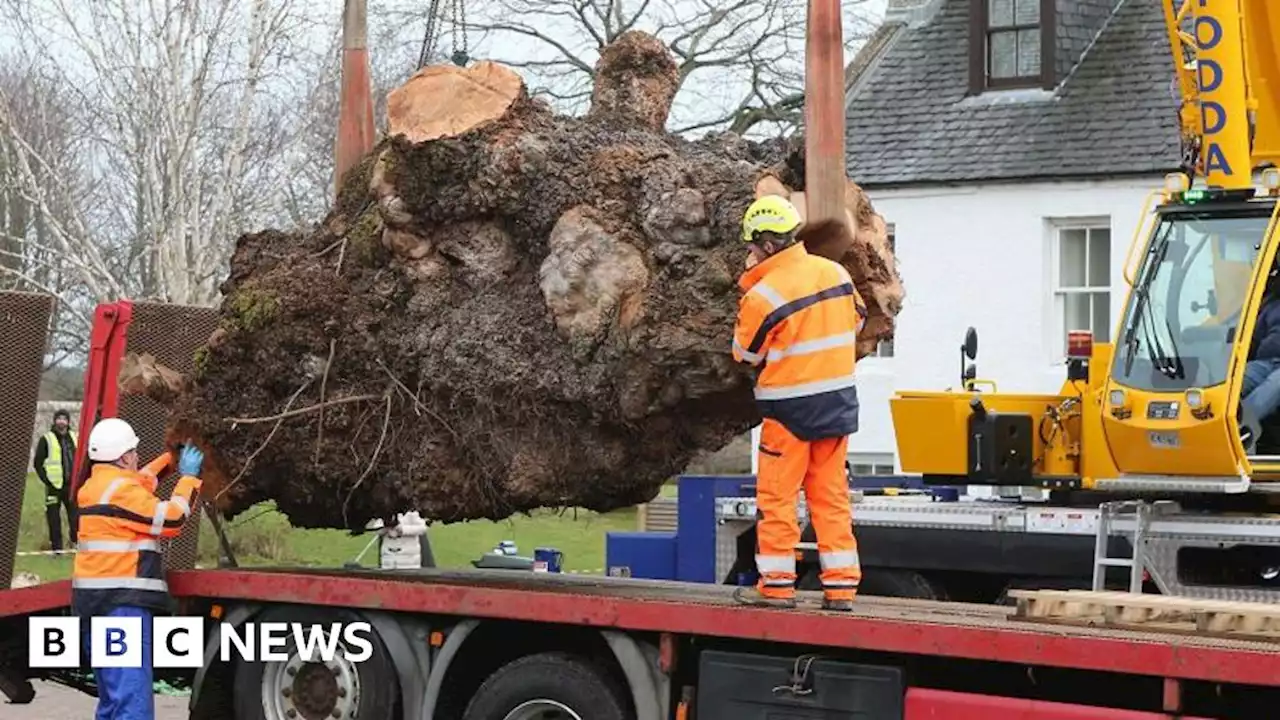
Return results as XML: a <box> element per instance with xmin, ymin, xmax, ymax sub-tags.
<box><xmin>742</xmin><ymin>195</ymin><xmax>802</xmax><ymax>243</ymax></box>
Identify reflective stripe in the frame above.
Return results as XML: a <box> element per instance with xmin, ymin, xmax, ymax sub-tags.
<box><xmin>733</xmin><ymin>338</ymin><xmax>763</xmax><ymax>366</ymax></box>
<box><xmin>151</xmin><ymin>501</ymin><xmax>170</xmax><ymax>535</ymax></box>
<box><xmin>762</xmin><ymin>578</ymin><xmax>796</xmax><ymax>588</ymax></box>
<box><xmin>747</xmin><ymin>283</ymin><xmax>855</xmax><ymax>355</ymax></box>
<box><xmin>750</xmin><ymin>282</ymin><xmax>787</xmax><ymax>310</ymax></box>
<box><xmin>754</xmin><ymin>373</ymin><xmax>858</xmax><ymax>401</ymax></box>
<box><xmin>766</xmin><ymin>331</ymin><xmax>858</xmax><ymax>362</ymax></box>
<box><xmin>99</xmin><ymin>478</ymin><xmax>127</xmax><ymax>505</ymax></box>
<box><xmin>72</xmin><ymin>577</ymin><xmax>168</xmax><ymax>592</ymax></box>
<box><xmin>171</xmin><ymin>495</ymin><xmax>191</xmax><ymax>517</ymax></box>
<box><xmin>819</xmin><ymin>550</ymin><xmax>860</xmax><ymax>570</ymax></box>
<box><xmin>79</xmin><ymin>539</ymin><xmax>159</xmax><ymax>553</ymax></box>
<box><xmin>755</xmin><ymin>554</ymin><xmax>796</xmax><ymax>574</ymax></box>
<box><xmin>822</xmin><ymin>580</ymin><xmax>860</xmax><ymax>588</ymax></box>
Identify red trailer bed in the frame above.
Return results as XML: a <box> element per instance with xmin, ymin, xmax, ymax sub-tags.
<box><xmin>11</xmin><ymin>568</ymin><xmax>1279</xmax><ymax>688</ymax></box>
<box><xmin>0</xmin><ymin>579</ymin><xmax>70</xmax><ymax>618</ymax></box>
<box><xmin>5</xmin><ymin>565</ymin><xmax>1278</xmax><ymax>717</ymax></box>
<box><xmin>157</xmin><ymin>567</ymin><xmax>1280</xmax><ymax>687</ymax></box>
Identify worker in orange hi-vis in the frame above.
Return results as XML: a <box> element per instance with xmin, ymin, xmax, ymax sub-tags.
<box><xmin>73</xmin><ymin>418</ymin><xmax>204</xmax><ymax>720</ymax></box>
<box><xmin>731</xmin><ymin>195</ymin><xmax>865</xmax><ymax>612</ymax></box>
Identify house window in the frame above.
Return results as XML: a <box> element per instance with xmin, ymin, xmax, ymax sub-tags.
<box><xmin>1055</xmin><ymin>224</ymin><xmax>1111</xmax><ymax>357</ymax></box>
<box><xmin>970</xmin><ymin>0</ymin><xmax>1055</xmax><ymax>92</ymax></box>
<box><xmin>847</xmin><ymin>453</ymin><xmax>896</xmax><ymax>477</ymax></box>
<box><xmin>873</xmin><ymin>224</ymin><xmax>896</xmax><ymax>358</ymax></box>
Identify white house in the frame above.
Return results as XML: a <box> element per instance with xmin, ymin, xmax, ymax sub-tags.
<box><xmin>841</xmin><ymin>0</ymin><xmax>1183</xmax><ymax>473</ymax></box>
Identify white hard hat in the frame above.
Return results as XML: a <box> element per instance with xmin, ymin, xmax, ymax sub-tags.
<box><xmin>87</xmin><ymin>418</ymin><xmax>140</xmax><ymax>462</ymax></box>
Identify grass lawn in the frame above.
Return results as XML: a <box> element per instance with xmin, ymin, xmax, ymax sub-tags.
<box><xmin>14</xmin><ymin>473</ymin><xmax>644</xmax><ymax>583</ymax></box>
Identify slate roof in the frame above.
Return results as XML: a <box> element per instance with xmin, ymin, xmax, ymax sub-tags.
<box><xmin>845</xmin><ymin>0</ymin><xmax>1184</xmax><ymax>187</ymax></box>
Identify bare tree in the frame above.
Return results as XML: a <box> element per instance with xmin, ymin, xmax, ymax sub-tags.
<box><xmin>0</xmin><ymin>0</ymin><xmax>328</xmax><ymax>310</ymax></box>
<box><xmin>274</xmin><ymin>5</ymin><xmax>427</xmax><ymax>223</ymax></box>
<box><xmin>0</xmin><ymin>61</ymin><xmax>101</xmax><ymax>367</ymax></box>
<box><xmin>381</xmin><ymin>0</ymin><xmax>881</xmax><ymax>137</ymax></box>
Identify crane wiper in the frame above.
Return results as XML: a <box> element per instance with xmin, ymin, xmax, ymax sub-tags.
<box><xmin>1123</xmin><ymin>225</ymin><xmax>1174</xmax><ymax>376</ymax></box>
<box><xmin>1138</xmin><ymin>295</ymin><xmax>1183</xmax><ymax>380</ymax></box>
<box><xmin>1161</xmin><ymin>317</ymin><xmax>1186</xmax><ymax>379</ymax></box>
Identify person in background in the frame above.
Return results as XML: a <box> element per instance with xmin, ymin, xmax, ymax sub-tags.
<box><xmin>33</xmin><ymin>408</ymin><xmax>77</xmax><ymax>551</ymax></box>
<box><xmin>73</xmin><ymin>417</ymin><xmax>204</xmax><ymax>720</ymax></box>
<box><xmin>1240</xmin><ymin>277</ymin><xmax>1280</xmax><ymax>450</ymax></box>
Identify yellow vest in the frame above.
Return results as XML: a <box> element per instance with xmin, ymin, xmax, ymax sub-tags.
<box><xmin>43</xmin><ymin>431</ymin><xmax>65</xmax><ymax>489</ymax></box>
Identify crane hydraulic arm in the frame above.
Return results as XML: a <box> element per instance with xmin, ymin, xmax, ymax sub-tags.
<box><xmin>1165</xmin><ymin>0</ymin><xmax>1280</xmax><ymax>191</ymax></box>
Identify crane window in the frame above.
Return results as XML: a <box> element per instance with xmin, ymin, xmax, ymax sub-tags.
<box><xmin>1110</xmin><ymin>211</ymin><xmax>1270</xmax><ymax>392</ymax></box>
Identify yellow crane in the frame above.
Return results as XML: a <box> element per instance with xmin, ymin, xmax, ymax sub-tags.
<box><xmin>890</xmin><ymin>0</ymin><xmax>1280</xmax><ymax>496</ymax></box>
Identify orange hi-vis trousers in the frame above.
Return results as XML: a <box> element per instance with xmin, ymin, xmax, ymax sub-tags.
<box><xmin>755</xmin><ymin>418</ymin><xmax>861</xmax><ymax>601</ymax></box>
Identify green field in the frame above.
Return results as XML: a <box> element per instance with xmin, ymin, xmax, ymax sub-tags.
<box><xmin>14</xmin><ymin>473</ymin><xmax>648</xmax><ymax>583</ymax></box>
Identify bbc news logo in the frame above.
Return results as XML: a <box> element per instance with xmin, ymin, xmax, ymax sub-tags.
<box><xmin>28</xmin><ymin>617</ymin><xmax>374</xmax><ymax>668</ymax></box>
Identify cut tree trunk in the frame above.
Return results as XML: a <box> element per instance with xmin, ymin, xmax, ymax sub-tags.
<box><xmin>160</xmin><ymin>31</ymin><xmax>903</xmax><ymax>529</ymax></box>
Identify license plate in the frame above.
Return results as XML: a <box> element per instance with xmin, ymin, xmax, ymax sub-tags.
<box><xmin>1148</xmin><ymin>430</ymin><xmax>1180</xmax><ymax>449</ymax></box>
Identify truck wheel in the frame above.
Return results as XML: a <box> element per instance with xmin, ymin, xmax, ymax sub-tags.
<box><xmin>462</xmin><ymin>652</ymin><xmax>631</xmax><ymax>720</ymax></box>
<box><xmin>233</xmin><ymin>606</ymin><xmax>398</xmax><ymax>720</ymax></box>
<box><xmin>860</xmin><ymin>569</ymin><xmax>945</xmax><ymax>600</ymax></box>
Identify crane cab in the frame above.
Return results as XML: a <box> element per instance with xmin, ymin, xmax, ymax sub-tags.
<box><xmin>1102</xmin><ymin>177</ymin><xmax>1280</xmax><ymax>484</ymax></box>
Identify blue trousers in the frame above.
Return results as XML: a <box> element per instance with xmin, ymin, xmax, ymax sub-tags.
<box><xmin>1243</xmin><ymin>358</ymin><xmax>1280</xmax><ymax>425</ymax></box>
<box><xmin>88</xmin><ymin>605</ymin><xmax>154</xmax><ymax>720</ymax></box>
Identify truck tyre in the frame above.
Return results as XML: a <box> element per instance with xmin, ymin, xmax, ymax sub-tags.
<box><xmin>859</xmin><ymin>569</ymin><xmax>945</xmax><ymax>600</ymax></box>
<box><xmin>233</xmin><ymin>606</ymin><xmax>398</xmax><ymax>720</ymax></box>
<box><xmin>461</xmin><ymin>651</ymin><xmax>631</xmax><ymax>720</ymax></box>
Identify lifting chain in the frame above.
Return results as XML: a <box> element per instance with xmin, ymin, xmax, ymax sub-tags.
<box><xmin>417</xmin><ymin>0</ymin><xmax>443</xmax><ymax>69</ymax></box>
<box><xmin>449</xmin><ymin>0</ymin><xmax>469</xmax><ymax>67</ymax></box>
<box><xmin>417</xmin><ymin>0</ymin><xmax>469</xmax><ymax>69</ymax></box>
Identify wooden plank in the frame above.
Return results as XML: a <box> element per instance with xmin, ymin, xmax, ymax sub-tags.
<box><xmin>1009</xmin><ymin>589</ymin><xmax>1280</xmax><ymax>641</ymax></box>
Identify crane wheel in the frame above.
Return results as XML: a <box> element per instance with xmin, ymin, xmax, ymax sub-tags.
<box><xmin>461</xmin><ymin>651</ymin><xmax>632</xmax><ymax>720</ymax></box>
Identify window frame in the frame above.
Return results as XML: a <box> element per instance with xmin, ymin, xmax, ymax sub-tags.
<box><xmin>969</xmin><ymin>0</ymin><xmax>1057</xmax><ymax>93</ymax></box>
<box><xmin>847</xmin><ymin>452</ymin><xmax>897</xmax><ymax>478</ymax></box>
<box><xmin>1052</xmin><ymin>222</ymin><xmax>1112</xmax><ymax>358</ymax></box>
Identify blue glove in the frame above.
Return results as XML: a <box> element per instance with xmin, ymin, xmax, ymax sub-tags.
<box><xmin>178</xmin><ymin>445</ymin><xmax>204</xmax><ymax>478</ymax></box>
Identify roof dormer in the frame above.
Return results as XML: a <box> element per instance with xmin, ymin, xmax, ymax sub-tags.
<box><xmin>968</xmin><ymin>0</ymin><xmax>1057</xmax><ymax>93</ymax></box>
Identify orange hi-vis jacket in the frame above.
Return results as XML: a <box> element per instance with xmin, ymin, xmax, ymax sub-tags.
<box><xmin>72</xmin><ymin>454</ymin><xmax>202</xmax><ymax>616</ymax></box>
<box><xmin>732</xmin><ymin>243</ymin><xmax>866</xmax><ymax>440</ymax></box>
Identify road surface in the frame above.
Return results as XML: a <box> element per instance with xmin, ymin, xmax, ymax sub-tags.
<box><xmin>0</xmin><ymin>681</ymin><xmax>188</xmax><ymax>719</ymax></box>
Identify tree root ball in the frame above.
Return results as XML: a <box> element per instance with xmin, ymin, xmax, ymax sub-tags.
<box><xmin>172</xmin><ymin>32</ymin><xmax>903</xmax><ymax>529</ymax></box>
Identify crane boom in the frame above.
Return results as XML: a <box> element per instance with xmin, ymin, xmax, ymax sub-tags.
<box><xmin>804</xmin><ymin>0</ymin><xmax>847</xmax><ymax>227</ymax></box>
<box><xmin>1165</xmin><ymin>0</ymin><xmax>1280</xmax><ymax>191</ymax></box>
<box><xmin>335</xmin><ymin>0</ymin><xmax>376</xmax><ymax>201</ymax></box>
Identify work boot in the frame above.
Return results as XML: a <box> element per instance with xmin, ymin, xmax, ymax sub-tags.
<box><xmin>821</xmin><ymin>597</ymin><xmax>855</xmax><ymax>612</ymax></box>
<box><xmin>1241</xmin><ymin>407</ymin><xmax>1262</xmax><ymax>454</ymax></box>
<box><xmin>733</xmin><ymin>586</ymin><xmax>797</xmax><ymax>609</ymax></box>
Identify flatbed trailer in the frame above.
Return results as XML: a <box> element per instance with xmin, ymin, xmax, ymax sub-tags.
<box><xmin>2</xmin><ymin>567</ymin><xmax>1279</xmax><ymax>719</ymax></box>
<box><xmin>609</xmin><ymin>475</ymin><xmax>1280</xmax><ymax>605</ymax></box>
